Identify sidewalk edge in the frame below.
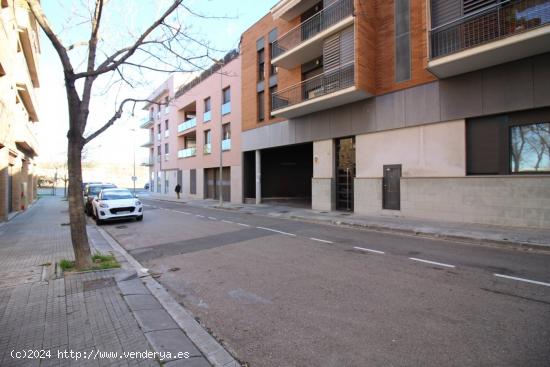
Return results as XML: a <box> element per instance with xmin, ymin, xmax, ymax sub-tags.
<box><xmin>96</xmin><ymin>227</ymin><xmax>240</xmax><ymax>367</ymax></box>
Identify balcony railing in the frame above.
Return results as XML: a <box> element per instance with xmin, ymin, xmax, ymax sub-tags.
<box><xmin>203</xmin><ymin>143</ymin><xmax>212</xmax><ymax>154</ymax></box>
<box><xmin>157</xmin><ymin>133</ymin><xmax>161</xmax><ymax>141</ymax></box>
<box><xmin>141</xmin><ymin>158</ymin><xmax>154</xmax><ymax>166</ymax></box>
<box><xmin>178</xmin><ymin>118</ymin><xmax>197</xmax><ymax>133</ymax></box>
<box><xmin>221</xmin><ymin>101</ymin><xmax>231</xmax><ymax>115</ymax></box>
<box><xmin>222</xmin><ymin>138</ymin><xmax>231</xmax><ymax>151</ymax></box>
<box><xmin>164</xmin><ymin>129</ymin><xmax>170</xmax><ymax>138</ymax></box>
<box><xmin>141</xmin><ymin>137</ymin><xmax>154</xmax><ymax>147</ymax></box>
<box><xmin>272</xmin><ymin>0</ymin><xmax>354</xmax><ymax>59</ymax></box>
<box><xmin>203</xmin><ymin>110</ymin><xmax>212</xmax><ymax>123</ymax></box>
<box><xmin>272</xmin><ymin>62</ymin><xmax>355</xmax><ymax>111</ymax></box>
<box><xmin>140</xmin><ymin>116</ymin><xmax>154</xmax><ymax>128</ymax></box>
<box><xmin>178</xmin><ymin>147</ymin><xmax>196</xmax><ymax>158</ymax></box>
<box><xmin>430</xmin><ymin>0</ymin><xmax>550</xmax><ymax>59</ymax></box>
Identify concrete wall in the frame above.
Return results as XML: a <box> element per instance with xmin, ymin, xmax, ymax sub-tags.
<box><xmin>242</xmin><ymin>52</ymin><xmax>550</xmax><ymax>152</ymax></box>
<box><xmin>356</xmin><ymin>120</ymin><xmax>466</xmax><ymax>178</ymax></box>
<box><xmin>355</xmin><ymin>176</ymin><xmax>550</xmax><ymax>229</ymax></box>
<box><xmin>312</xmin><ymin>178</ymin><xmax>334</xmax><ymax>211</ymax></box>
<box><xmin>230</xmin><ymin>165</ymin><xmax>243</xmax><ymax>204</ymax></box>
<box><xmin>313</xmin><ymin>140</ymin><xmax>334</xmax><ymax>178</ymax></box>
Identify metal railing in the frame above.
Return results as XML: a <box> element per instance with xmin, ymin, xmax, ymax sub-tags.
<box><xmin>272</xmin><ymin>63</ymin><xmax>355</xmax><ymax>111</ymax></box>
<box><xmin>203</xmin><ymin>143</ymin><xmax>212</xmax><ymax>154</ymax></box>
<box><xmin>141</xmin><ymin>158</ymin><xmax>154</xmax><ymax>166</ymax></box>
<box><xmin>272</xmin><ymin>0</ymin><xmax>354</xmax><ymax>59</ymax></box>
<box><xmin>221</xmin><ymin>102</ymin><xmax>231</xmax><ymax>115</ymax></box>
<box><xmin>140</xmin><ymin>116</ymin><xmax>154</xmax><ymax>128</ymax></box>
<box><xmin>222</xmin><ymin>139</ymin><xmax>231</xmax><ymax>151</ymax></box>
<box><xmin>203</xmin><ymin>110</ymin><xmax>212</xmax><ymax>122</ymax></box>
<box><xmin>178</xmin><ymin>147</ymin><xmax>196</xmax><ymax>158</ymax></box>
<box><xmin>430</xmin><ymin>0</ymin><xmax>550</xmax><ymax>59</ymax></box>
<box><xmin>178</xmin><ymin>118</ymin><xmax>197</xmax><ymax>133</ymax></box>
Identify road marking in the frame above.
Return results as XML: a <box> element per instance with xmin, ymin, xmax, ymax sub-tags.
<box><xmin>196</xmin><ymin>215</ymin><xmax>205</xmax><ymax>218</ymax></box>
<box><xmin>409</xmin><ymin>257</ymin><xmax>455</xmax><ymax>268</ymax></box>
<box><xmin>256</xmin><ymin>227</ymin><xmax>296</xmax><ymax>236</ymax></box>
<box><xmin>208</xmin><ymin>217</ymin><xmax>217</xmax><ymax>220</ymax></box>
<box><xmin>310</xmin><ymin>237</ymin><xmax>333</xmax><ymax>244</ymax></box>
<box><xmin>236</xmin><ymin>222</ymin><xmax>250</xmax><ymax>227</ymax></box>
<box><xmin>354</xmin><ymin>246</ymin><xmax>385</xmax><ymax>254</ymax></box>
<box><xmin>222</xmin><ymin>220</ymin><xmax>234</xmax><ymax>224</ymax></box>
<box><xmin>494</xmin><ymin>274</ymin><xmax>550</xmax><ymax>287</ymax></box>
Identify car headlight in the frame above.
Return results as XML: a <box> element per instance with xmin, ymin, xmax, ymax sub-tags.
<box><xmin>99</xmin><ymin>202</ymin><xmax>109</xmax><ymax>208</ymax></box>
<box><xmin>135</xmin><ymin>200</ymin><xmax>142</xmax><ymax>206</ymax></box>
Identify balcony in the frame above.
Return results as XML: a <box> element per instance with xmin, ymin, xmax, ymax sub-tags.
<box><xmin>272</xmin><ymin>0</ymin><xmax>354</xmax><ymax>69</ymax></box>
<box><xmin>272</xmin><ymin>0</ymin><xmax>323</xmax><ymax>21</ymax></box>
<box><xmin>271</xmin><ymin>63</ymin><xmax>369</xmax><ymax>118</ymax></box>
<box><xmin>428</xmin><ymin>0</ymin><xmax>550</xmax><ymax>78</ymax></box>
<box><xmin>157</xmin><ymin>133</ymin><xmax>161</xmax><ymax>141</ymax></box>
<box><xmin>203</xmin><ymin>143</ymin><xmax>212</xmax><ymax>154</ymax></box>
<box><xmin>14</xmin><ymin>121</ymin><xmax>38</xmax><ymax>157</ymax></box>
<box><xmin>141</xmin><ymin>137</ymin><xmax>154</xmax><ymax>147</ymax></box>
<box><xmin>222</xmin><ymin>139</ymin><xmax>231</xmax><ymax>151</ymax></box>
<box><xmin>178</xmin><ymin>147</ymin><xmax>197</xmax><ymax>158</ymax></box>
<box><xmin>178</xmin><ymin>118</ymin><xmax>197</xmax><ymax>134</ymax></box>
<box><xmin>203</xmin><ymin>110</ymin><xmax>212</xmax><ymax>123</ymax></box>
<box><xmin>141</xmin><ymin>158</ymin><xmax>155</xmax><ymax>167</ymax></box>
<box><xmin>221</xmin><ymin>101</ymin><xmax>231</xmax><ymax>116</ymax></box>
<box><xmin>140</xmin><ymin>116</ymin><xmax>154</xmax><ymax>129</ymax></box>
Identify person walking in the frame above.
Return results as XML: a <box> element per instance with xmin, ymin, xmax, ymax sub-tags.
<box><xmin>175</xmin><ymin>183</ymin><xmax>181</xmax><ymax>199</ymax></box>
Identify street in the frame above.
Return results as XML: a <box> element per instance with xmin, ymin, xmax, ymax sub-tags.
<box><xmin>100</xmin><ymin>198</ymin><xmax>550</xmax><ymax>367</ymax></box>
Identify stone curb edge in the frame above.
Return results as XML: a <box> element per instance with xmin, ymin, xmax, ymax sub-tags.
<box><xmin>95</xmin><ymin>227</ymin><xmax>241</xmax><ymax>367</ymax></box>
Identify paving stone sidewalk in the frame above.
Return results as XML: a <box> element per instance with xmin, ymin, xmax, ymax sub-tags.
<box><xmin>144</xmin><ymin>192</ymin><xmax>550</xmax><ymax>250</ymax></box>
<box><xmin>0</xmin><ymin>196</ymin><xmax>213</xmax><ymax>367</ymax></box>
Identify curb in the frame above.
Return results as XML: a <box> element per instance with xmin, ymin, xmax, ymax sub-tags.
<box><xmin>95</xmin><ymin>227</ymin><xmax>240</xmax><ymax>367</ymax></box>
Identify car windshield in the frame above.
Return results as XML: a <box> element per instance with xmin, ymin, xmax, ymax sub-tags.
<box><xmin>89</xmin><ymin>185</ymin><xmax>115</xmax><ymax>195</ymax></box>
<box><xmin>102</xmin><ymin>191</ymin><xmax>134</xmax><ymax>200</ymax></box>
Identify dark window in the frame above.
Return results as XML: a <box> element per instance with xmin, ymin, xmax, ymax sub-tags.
<box><xmin>157</xmin><ymin>146</ymin><xmax>161</xmax><ymax>155</ymax></box>
<box><xmin>222</xmin><ymin>123</ymin><xmax>231</xmax><ymax>140</ymax></box>
<box><xmin>395</xmin><ymin>0</ymin><xmax>411</xmax><ymax>82</ymax></box>
<box><xmin>164</xmin><ymin>120</ymin><xmax>168</xmax><ymax>130</ymax></box>
<box><xmin>164</xmin><ymin>143</ymin><xmax>169</xmax><ymax>154</ymax></box>
<box><xmin>258</xmin><ymin>91</ymin><xmax>265</xmax><ymax>121</ymax></box>
<box><xmin>157</xmin><ymin>123</ymin><xmax>161</xmax><ymax>132</ymax></box>
<box><xmin>190</xmin><ymin>169</ymin><xmax>196</xmax><ymax>194</ymax></box>
<box><xmin>269</xmin><ymin>86</ymin><xmax>277</xmax><ymax>113</ymax></box>
<box><xmin>222</xmin><ymin>87</ymin><xmax>231</xmax><ymax>104</ymax></box>
<box><xmin>204</xmin><ymin>130</ymin><xmax>211</xmax><ymax>144</ymax></box>
<box><xmin>258</xmin><ymin>49</ymin><xmax>265</xmax><ymax>81</ymax></box>
<box><xmin>510</xmin><ymin>122</ymin><xmax>550</xmax><ymax>173</ymax></box>
<box><xmin>204</xmin><ymin>97</ymin><xmax>211</xmax><ymax>112</ymax></box>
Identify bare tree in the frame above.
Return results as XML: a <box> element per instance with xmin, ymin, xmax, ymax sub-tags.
<box><xmin>26</xmin><ymin>0</ymin><xmax>216</xmax><ymax>269</ymax></box>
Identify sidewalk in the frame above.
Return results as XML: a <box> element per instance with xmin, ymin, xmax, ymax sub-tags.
<box><xmin>144</xmin><ymin>192</ymin><xmax>550</xmax><ymax>250</ymax></box>
<box><xmin>0</xmin><ymin>196</ymin><xmax>235</xmax><ymax>366</ymax></box>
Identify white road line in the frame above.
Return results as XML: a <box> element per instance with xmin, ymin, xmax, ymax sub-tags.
<box><xmin>236</xmin><ymin>222</ymin><xmax>250</xmax><ymax>227</ymax></box>
<box><xmin>196</xmin><ymin>215</ymin><xmax>205</xmax><ymax>218</ymax></box>
<box><xmin>256</xmin><ymin>227</ymin><xmax>296</xmax><ymax>236</ymax></box>
<box><xmin>494</xmin><ymin>274</ymin><xmax>550</xmax><ymax>287</ymax></box>
<box><xmin>409</xmin><ymin>257</ymin><xmax>455</xmax><ymax>268</ymax></box>
<box><xmin>310</xmin><ymin>237</ymin><xmax>333</xmax><ymax>244</ymax></box>
<box><xmin>354</xmin><ymin>246</ymin><xmax>385</xmax><ymax>254</ymax></box>
<box><xmin>208</xmin><ymin>217</ymin><xmax>217</xmax><ymax>220</ymax></box>
<box><xmin>222</xmin><ymin>220</ymin><xmax>234</xmax><ymax>224</ymax></box>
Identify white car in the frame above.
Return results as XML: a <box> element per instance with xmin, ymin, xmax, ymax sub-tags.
<box><xmin>92</xmin><ymin>188</ymin><xmax>143</xmax><ymax>225</ymax></box>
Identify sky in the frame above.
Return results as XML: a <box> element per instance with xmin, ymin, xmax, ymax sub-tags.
<box><xmin>35</xmin><ymin>0</ymin><xmax>277</xmax><ymax>166</ymax></box>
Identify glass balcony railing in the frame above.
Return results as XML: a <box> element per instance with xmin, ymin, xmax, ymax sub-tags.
<box><xmin>178</xmin><ymin>147</ymin><xmax>196</xmax><ymax>158</ymax></box>
<box><xmin>178</xmin><ymin>118</ymin><xmax>197</xmax><ymax>133</ymax></box>
<box><xmin>164</xmin><ymin>129</ymin><xmax>170</xmax><ymax>138</ymax></box>
<box><xmin>203</xmin><ymin>110</ymin><xmax>212</xmax><ymax>123</ymax></box>
<box><xmin>203</xmin><ymin>143</ymin><xmax>212</xmax><ymax>154</ymax></box>
<box><xmin>272</xmin><ymin>62</ymin><xmax>355</xmax><ymax>112</ymax></box>
<box><xmin>272</xmin><ymin>0</ymin><xmax>354</xmax><ymax>59</ymax></box>
<box><xmin>140</xmin><ymin>116</ymin><xmax>154</xmax><ymax>128</ymax></box>
<box><xmin>222</xmin><ymin>138</ymin><xmax>231</xmax><ymax>151</ymax></box>
<box><xmin>221</xmin><ymin>102</ymin><xmax>231</xmax><ymax>115</ymax></box>
<box><xmin>157</xmin><ymin>133</ymin><xmax>161</xmax><ymax>141</ymax></box>
<box><xmin>430</xmin><ymin>0</ymin><xmax>550</xmax><ymax>59</ymax></box>
<box><xmin>141</xmin><ymin>158</ymin><xmax>154</xmax><ymax>166</ymax></box>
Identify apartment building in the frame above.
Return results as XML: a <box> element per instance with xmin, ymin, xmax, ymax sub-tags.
<box><xmin>141</xmin><ymin>51</ymin><xmax>242</xmax><ymax>203</ymax></box>
<box><xmin>0</xmin><ymin>0</ymin><xmax>41</xmax><ymax>221</ymax></box>
<box><xmin>241</xmin><ymin>0</ymin><xmax>550</xmax><ymax>228</ymax></box>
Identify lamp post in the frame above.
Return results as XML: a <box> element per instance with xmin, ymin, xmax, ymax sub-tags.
<box><xmin>218</xmin><ymin>59</ymin><xmax>224</xmax><ymax>207</ymax></box>
<box><xmin>131</xmin><ymin>128</ymin><xmax>136</xmax><ymax>196</ymax></box>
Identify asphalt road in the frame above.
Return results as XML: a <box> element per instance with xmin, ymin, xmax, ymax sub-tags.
<box><xmin>100</xmin><ymin>198</ymin><xmax>550</xmax><ymax>367</ymax></box>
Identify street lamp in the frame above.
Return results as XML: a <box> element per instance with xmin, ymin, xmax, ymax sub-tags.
<box><xmin>218</xmin><ymin>59</ymin><xmax>224</xmax><ymax>207</ymax></box>
<box><xmin>131</xmin><ymin>128</ymin><xmax>136</xmax><ymax>196</ymax></box>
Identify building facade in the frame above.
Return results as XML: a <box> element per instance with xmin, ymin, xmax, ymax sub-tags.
<box><xmin>0</xmin><ymin>0</ymin><xmax>41</xmax><ymax>221</ymax></box>
<box><xmin>241</xmin><ymin>0</ymin><xmax>550</xmax><ymax>228</ymax></box>
<box><xmin>141</xmin><ymin>51</ymin><xmax>242</xmax><ymax>203</ymax></box>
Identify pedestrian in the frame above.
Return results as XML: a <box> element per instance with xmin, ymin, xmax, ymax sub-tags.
<box><xmin>175</xmin><ymin>184</ymin><xmax>181</xmax><ymax>199</ymax></box>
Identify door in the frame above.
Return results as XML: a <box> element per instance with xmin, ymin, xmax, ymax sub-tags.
<box><xmin>335</xmin><ymin>137</ymin><xmax>355</xmax><ymax>211</ymax></box>
<box><xmin>383</xmin><ymin>165</ymin><xmax>401</xmax><ymax>210</ymax></box>
<box><xmin>7</xmin><ymin>165</ymin><xmax>13</xmax><ymax>213</ymax></box>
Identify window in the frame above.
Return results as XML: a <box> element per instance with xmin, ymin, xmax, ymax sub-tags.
<box><xmin>510</xmin><ymin>123</ymin><xmax>550</xmax><ymax>173</ymax></box>
<box><xmin>258</xmin><ymin>91</ymin><xmax>265</xmax><ymax>121</ymax></box>
<box><xmin>269</xmin><ymin>86</ymin><xmax>277</xmax><ymax>113</ymax></box>
<box><xmin>222</xmin><ymin>87</ymin><xmax>231</xmax><ymax>104</ymax></box>
<box><xmin>204</xmin><ymin>97</ymin><xmax>211</xmax><ymax>112</ymax></box>
<box><xmin>258</xmin><ymin>49</ymin><xmax>265</xmax><ymax>81</ymax></box>
<box><xmin>222</xmin><ymin>123</ymin><xmax>231</xmax><ymax>140</ymax></box>
<box><xmin>164</xmin><ymin>143</ymin><xmax>169</xmax><ymax>154</ymax></box>
<box><xmin>157</xmin><ymin>123</ymin><xmax>161</xmax><ymax>132</ymax></box>
<box><xmin>204</xmin><ymin>130</ymin><xmax>212</xmax><ymax>145</ymax></box>
<box><xmin>395</xmin><ymin>0</ymin><xmax>411</xmax><ymax>82</ymax></box>
<box><xmin>164</xmin><ymin>120</ymin><xmax>168</xmax><ymax>130</ymax></box>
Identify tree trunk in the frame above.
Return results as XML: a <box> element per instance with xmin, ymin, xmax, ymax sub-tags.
<box><xmin>67</xmin><ymin>101</ymin><xmax>92</xmax><ymax>270</ymax></box>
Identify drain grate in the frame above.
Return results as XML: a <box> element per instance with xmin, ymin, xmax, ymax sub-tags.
<box><xmin>60</xmin><ymin>223</ymin><xmax>70</xmax><ymax>226</ymax></box>
<box><xmin>115</xmin><ymin>225</ymin><xmax>128</xmax><ymax>229</ymax></box>
<box><xmin>83</xmin><ymin>277</ymin><xmax>116</xmax><ymax>292</ymax></box>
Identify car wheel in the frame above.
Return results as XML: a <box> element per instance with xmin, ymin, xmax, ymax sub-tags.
<box><xmin>86</xmin><ymin>204</ymin><xmax>93</xmax><ymax>217</ymax></box>
<box><xmin>136</xmin><ymin>215</ymin><xmax>143</xmax><ymax>222</ymax></box>
<box><xmin>95</xmin><ymin>214</ymin><xmax>103</xmax><ymax>226</ymax></box>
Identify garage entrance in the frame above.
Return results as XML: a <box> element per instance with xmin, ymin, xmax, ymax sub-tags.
<box><xmin>204</xmin><ymin>167</ymin><xmax>230</xmax><ymax>202</ymax></box>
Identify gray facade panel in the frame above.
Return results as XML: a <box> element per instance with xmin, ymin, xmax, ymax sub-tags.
<box><xmin>294</xmin><ymin>117</ymin><xmax>312</xmax><ymax>144</ymax></box>
<box><xmin>404</xmin><ymin>82</ymin><xmax>441</xmax><ymax>126</ymax></box>
<box><xmin>375</xmin><ymin>91</ymin><xmax>406</xmax><ymax>131</ymax></box>
<box><xmin>351</xmin><ymin>99</ymin><xmax>377</xmax><ymax>135</ymax></box>
<box><xmin>310</xmin><ymin>112</ymin><xmax>331</xmax><ymax>141</ymax></box>
<box><xmin>533</xmin><ymin>53</ymin><xmax>550</xmax><ymax>108</ymax></box>
<box><xmin>329</xmin><ymin>104</ymin><xmax>353</xmax><ymax>138</ymax></box>
<box><xmin>440</xmin><ymin>71</ymin><xmax>483</xmax><ymax>121</ymax></box>
<box><xmin>482</xmin><ymin>58</ymin><xmax>534</xmax><ymax>115</ymax></box>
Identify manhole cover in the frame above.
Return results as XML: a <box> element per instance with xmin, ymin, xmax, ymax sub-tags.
<box><xmin>116</xmin><ymin>225</ymin><xmax>128</xmax><ymax>229</ymax></box>
<box><xmin>83</xmin><ymin>277</ymin><xmax>116</xmax><ymax>292</ymax></box>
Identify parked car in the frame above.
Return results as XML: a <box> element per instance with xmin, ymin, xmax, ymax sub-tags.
<box><xmin>92</xmin><ymin>188</ymin><xmax>143</xmax><ymax>225</ymax></box>
<box><xmin>83</xmin><ymin>183</ymin><xmax>116</xmax><ymax>216</ymax></box>
<box><xmin>144</xmin><ymin>183</ymin><xmax>150</xmax><ymax>190</ymax></box>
